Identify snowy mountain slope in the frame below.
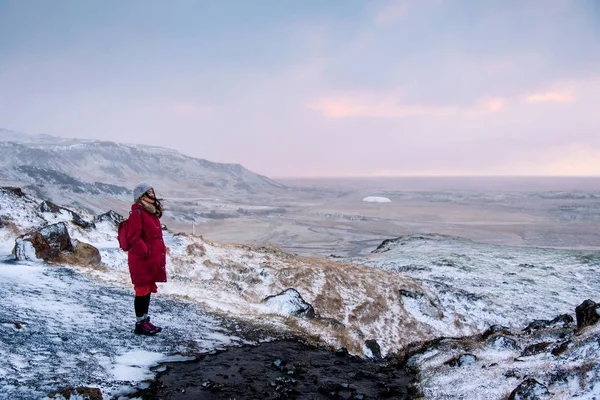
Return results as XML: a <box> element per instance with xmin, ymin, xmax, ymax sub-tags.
<box><xmin>352</xmin><ymin>234</ymin><xmax>599</xmax><ymax>333</ymax></box>
<box><xmin>1</xmin><ymin>187</ymin><xmax>600</xmax><ymax>399</ymax></box>
<box><xmin>0</xmin><ymin>129</ymin><xmax>285</xmax><ymax>218</ymax></box>
<box><xmin>0</xmin><ymin>130</ymin><xmax>282</xmax><ymax>190</ymax></box>
<box><xmin>352</xmin><ymin>234</ymin><xmax>600</xmax><ymax>399</ymax></box>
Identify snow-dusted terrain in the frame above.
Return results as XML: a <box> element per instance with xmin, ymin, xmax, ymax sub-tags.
<box><xmin>353</xmin><ymin>235</ymin><xmax>600</xmax><ymax>399</ymax></box>
<box><xmin>362</xmin><ymin>196</ymin><xmax>392</xmax><ymax>203</ymax></box>
<box><xmin>1</xmin><ymin>185</ymin><xmax>599</xmax><ymax>399</ymax></box>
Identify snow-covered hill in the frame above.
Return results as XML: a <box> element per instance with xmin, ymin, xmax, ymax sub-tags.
<box><xmin>352</xmin><ymin>235</ymin><xmax>600</xmax><ymax>399</ymax></box>
<box><xmin>1</xmin><ymin>186</ymin><xmax>599</xmax><ymax>399</ymax></box>
<box><xmin>0</xmin><ymin>129</ymin><xmax>284</xmax><ymax>215</ymax></box>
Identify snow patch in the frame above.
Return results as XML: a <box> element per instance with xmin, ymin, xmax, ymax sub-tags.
<box><xmin>362</xmin><ymin>196</ymin><xmax>391</xmax><ymax>203</ymax></box>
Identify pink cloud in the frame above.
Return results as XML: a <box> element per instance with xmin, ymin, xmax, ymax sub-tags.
<box><xmin>525</xmin><ymin>91</ymin><xmax>574</xmax><ymax>103</ymax></box>
<box><xmin>375</xmin><ymin>2</ymin><xmax>407</xmax><ymax>24</ymax></box>
<box><xmin>486</xmin><ymin>98</ymin><xmax>505</xmax><ymax>112</ymax></box>
<box><xmin>307</xmin><ymin>92</ymin><xmax>504</xmax><ymax>118</ymax></box>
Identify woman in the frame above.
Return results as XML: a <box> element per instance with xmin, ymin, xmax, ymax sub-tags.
<box><xmin>127</xmin><ymin>181</ymin><xmax>167</xmax><ymax>335</ymax></box>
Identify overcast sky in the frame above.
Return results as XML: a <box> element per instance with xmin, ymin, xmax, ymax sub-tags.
<box><xmin>0</xmin><ymin>0</ymin><xmax>599</xmax><ymax>177</ymax></box>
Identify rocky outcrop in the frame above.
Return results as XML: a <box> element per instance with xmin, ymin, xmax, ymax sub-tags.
<box><xmin>1</xmin><ymin>186</ymin><xmax>25</xmax><ymax>197</ymax></box>
<box><xmin>94</xmin><ymin>210</ymin><xmax>124</xmax><ymax>226</ymax></box>
<box><xmin>39</xmin><ymin>200</ymin><xmax>93</xmax><ymax>229</ymax></box>
<box><xmin>263</xmin><ymin>288</ymin><xmax>315</xmax><ymax>318</ymax></box>
<box><xmin>508</xmin><ymin>378</ymin><xmax>551</xmax><ymax>400</ymax></box>
<box><xmin>364</xmin><ymin>339</ymin><xmax>382</xmax><ymax>359</ymax></box>
<box><xmin>575</xmin><ymin>299</ymin><xmax>600</xmax><ymax>330</ymax></box>
<box><xmin>13</xmin><ymin>222</ymin><xmax>100</xmax><ymax>266</ymax></box>
<box><xmin>13</xmin><ymin>222</ymin><xmax>73</xmax><ymax>262</ymax></box>
<box><xmin>523</xmin><ymin>314</ymin><xmax>574</xmax><ymax>334</ymax></box>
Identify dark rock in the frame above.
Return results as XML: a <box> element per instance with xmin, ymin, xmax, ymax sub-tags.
<box><xmin>94</xmin><ymin>210</ymin><xmax>124</xmax><ymax>226</ymax></box>
<box><xmin>508</xmin><ymin>378</ymin><xmax>551</xmax><ymax>400</ymax></box>
<box><xmin>336</xmin><ymin>347</ymin><xmax>349</xmax><ymax>357</ymax></box>
<box><xmin>263</xmin><ymin>288</ymin><xmax>315</xmax><ymax>318</ymax></box>
<box><xmin>200</xmin><ymin>379</ymin><xmax>226</xmax><ymax>391</ymax></box>
<box><xmin>372</xmin><ymin>238</ymin><xmax>399</xmax><ymax>253</ymax></box>
<box><xmin>398</xmin><ymin>289</ymin><xmax>426</xmax><ymax>299</ymax></box>
<box><xmin>1</xmin><ymin>186</ymin><xmax>25</xmax><ymax>197</ymax></box>
<box><xmin>551</xmin><ymin>341</ymin><xmax>571</xmax><ymax>357</ymax></box>
<box><xmin>39</xmin><ymin>200</ymin><xmax>93</xmax><ymax>229</ymax></box>
<box><xmin>521</xmin><ymin>342</ymin><xmax>552</xmax><ymax>357</ymax></box>
<box><xmin>485</xmin><ymin>334</ymin><xmax>519</xmax><ymax>350</ymax></box>
<box><xmin>40</xmin><ymin>222</ymin><xmax>74</xmax><ymax>253</ymax></box>
<box><xmin>365</xmin><ymin>339</ymin><xmax>382</xmax><ymax>359</ymax></box>
<box><xmin>523</xmin><ymin>320</ymin><xmax>553</xmax><ymax>333</ymax></box>
<box><xmin>444</xmin><ymin>353</ymin><xmax>477</xmax><ymax>367</ymax></box>
<box><xmin>523</xmin><ymin>314</ymin><xmax>575</xmax><ymax>334</ymax></box>
<box><xmin>518</xmin><ymin>263</ymin><xmax>536</xmax><ymax>269</ymax></box>
<box><xmin>575</xmin><ymin>299</ymin><xmax>600</xmax><ymax>330</ymax></box>
<box><xmin>40</xmin><ymin>200</ymin><xmax>61</xmax><ymax>213</ymax></box>
<box><xmin>482</xmin><ymin>325</ymin><xmax>511</xmax><ymax>339</ymax></box>
<box><xmin>551</xmin><ymin>314</ymin><xmax>574</xmax><ymax>327</ymax></box>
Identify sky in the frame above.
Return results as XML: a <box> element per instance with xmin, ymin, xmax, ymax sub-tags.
<box><xmin>0</xmin><ymin>0</ymin><xmax>599</xmax><ymax>178</ymax></box>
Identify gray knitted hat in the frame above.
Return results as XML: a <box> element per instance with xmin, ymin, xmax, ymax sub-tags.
<box><xmin>133</xmin><ymin>181</ymin><xmax>153</xmax><ymax>201</ymax></box>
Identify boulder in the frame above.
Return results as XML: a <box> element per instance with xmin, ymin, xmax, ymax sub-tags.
<box><xmin>521</xmin><ymin>342</ymin><xmax>552</xmax><ymax>357</ymax></box>
<box><xmin>39</xmin><ymin>200</ymin><xmax>93</xmax><ymax>229</ymax></box>
<box><xmin>13</xmin><ymin>222</ymin><xmax>73</xmax><ymax>262</ymax></box>
<box><xmin>13</xmin><ymin>232</ymin><xmax>49</xmax><ymax>261</ymax></box>
<box><xmin>575</xmin><ymin>299</ymin><xmax>600</xmax><ymax>330</ymax></box>
<box><xmin>263</xmin><ymin>288</ymin><xmax>315</xmax><ymax>318</ymax></box>
<box><xmin>485</xmin><ymin>334</ymin><xmax>519</xmax><ymax>351</ymax></box>
<box><xmin>523</xmin><ymin>314</ymin><xmax>574</xmax><ymax>334</ymax></box>
<box><xmin>482</xmin><ymin>325</ymin><xmax>511</xmax><ymax>339</ymax></box>
<box><xmin>39</xmin><ymin>200</ymin><xmax>61</xmax><ymax>213</ymax></box>
<box><xmin>1</xmin><ymin>186</ymin><xmax>25</xmax><ymax>197</ymax></box>
<box><xmin>59</xmin><ymin>240</ymin><xmax>102</xmax><ymax>267</ymax></box>
<box><xmin>508</xmin><ymin>378</ymin><xmax>551</xmax><ymax>400</ymax></box>
<box><xmin>364</xmin><ymin>339</ymin><xmax>382</xmax><ymax>359</ymax></box>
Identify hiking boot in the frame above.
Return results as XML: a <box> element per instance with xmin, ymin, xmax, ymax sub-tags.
<box><xmin>134</xmin><ymin>320</ymin><xmax>158</xmax><ymax>336</ymax></box>
<box><xmin>146</xmin><ymin>316</ymin><xmax>162</xmax><ymax>332</ymax></box>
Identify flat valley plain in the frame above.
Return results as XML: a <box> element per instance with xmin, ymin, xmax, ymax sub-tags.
<box><xmin>163</xmin><ymin>177</ymin><xmax>600</xmax><ymax>257</ymax></box>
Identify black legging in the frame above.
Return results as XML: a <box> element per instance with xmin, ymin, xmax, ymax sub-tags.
<box><xmin>134</xmin><ymin>293</ymin><xmax>151</xmax><ymax>318</ymax></box>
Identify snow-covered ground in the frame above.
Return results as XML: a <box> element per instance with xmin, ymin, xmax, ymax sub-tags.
<box><xmin>353</xmin><ymin>234</ymin><xmax>600</xmax><ymax>399</ymax></box>
<box><xmin>0</xmin><ymin>261</ymin><xmax>268</xmax><ymax>399</ymax></box>
<box><xmin>1</xmin><ymin>186</ymin><xmax>599</xmax><ymax>399</ymax></box>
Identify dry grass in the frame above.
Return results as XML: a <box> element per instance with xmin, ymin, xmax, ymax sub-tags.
<box><xmin>353</xmin><ymin>294</ymin><xmax>389</xmax><ymax>325</ymax></box>
<box><xmin>186</xmin><ymin>242</ymin><xmax>206</xmax><ymax>257</ymax></box>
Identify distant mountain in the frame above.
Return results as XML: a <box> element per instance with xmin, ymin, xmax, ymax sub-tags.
<box><xmin>0</xmin><ymin>128</ymin><xmax>285</xmax><ymax>213</ymax></box>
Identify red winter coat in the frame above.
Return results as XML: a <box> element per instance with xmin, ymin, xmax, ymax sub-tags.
<box><xmin>127</xmin><ymin>203</ymin><xmax>167</xmax><ymax>285</ymax></box>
